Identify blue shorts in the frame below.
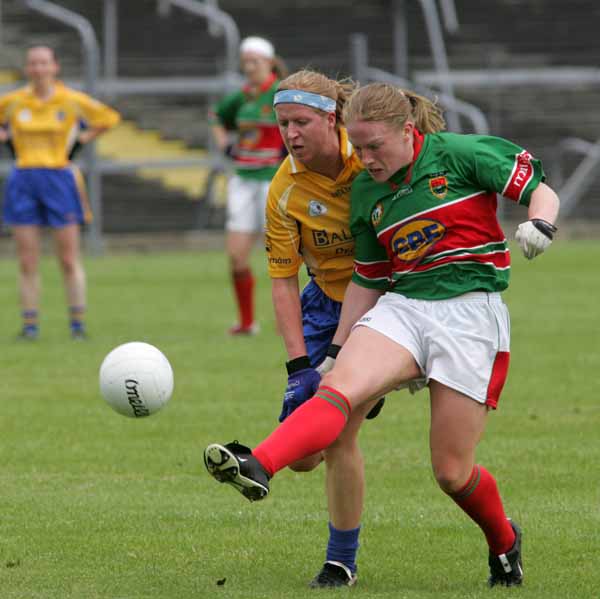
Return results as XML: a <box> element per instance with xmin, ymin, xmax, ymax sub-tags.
<box><xmin>301</xmin><ymin>279</ymin><xmax>342</xmax><ymax>368</ymax></box>
<box><xmin>3</xmin><ymin>167</ymin><xmax>84</xmax><ymax>227</ymax></box>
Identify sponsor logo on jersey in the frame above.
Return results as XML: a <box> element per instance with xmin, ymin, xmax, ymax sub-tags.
<box><xmin>371</xmin><ymin>202</ymin><xmax>384</xmax><ymax>227</ymax></box>
<box><xmin>389</xmin><ymin>180</ymin><xmax>413</xmax><ymax>199</ymax></box>
<box><xmin>312</xmin><ymin>228</ymin><xmax>352</xmax><ymax>247</ymax></box>
<box><xmin>331</xmin><ymin>185</ymin><xmax>352</xmax><ymax>197</ymax></box>
<box><xmin>390</xmin><ymin>219</ymin><xmax>446</xmax><ymax>262</ymax></box>
<box><xmin>429</xmin><ymin>175</ymin><xmax>448</xmax><ymax>199</ymax></box>
<box><xmin>503</xmin><ymin>150</ymin><xmax>534</xmax><ymax>201</ymax></box>
<box><xmin>308</xmin><ymin>200</ymin><xmax>328</xmax><ymax>217</ymax></box>
<box><xmin>392</xmin><ymin>185</ymin><xmax>413</xmax><ymax>200</ymax></box>
<box><xmin>268</xmin><ymin>256</ymin><xmax>293</xmax><ymax>265</ymax></box>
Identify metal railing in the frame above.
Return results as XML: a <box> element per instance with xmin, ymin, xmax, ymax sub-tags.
<box><xmin>157</xmin><ymin>0</ymin><xmax>240</xmax><ymax>76</ymax></box>
<box><xmin>414</xmin><ymin>67</ymin><xmax>600</xmax><ymax>89</ymax></box>
<box><xmin>415</xmin><ymin>0</ymin><xmax>460</xmax><ymax>132</ymax></box>
<box><xmin>349</xmin><ymin>33</ymin><xmax>490</xmax><ymax>136</ymax></box>
<box><xmin>391</xmin><ymin>0</ymin><xmax>460</xmax><ymax>131</ymax></box>
<box><xmin>552</xmin><ymin>137</ymin><xmax>600</xmax><ymax>219</ymax></box>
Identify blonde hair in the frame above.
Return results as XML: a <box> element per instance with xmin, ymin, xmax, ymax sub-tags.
<box><xmin>277</xmin><ymin>69</ymin><xmax>357</xmax><ymax>126</ymax></box>
<box><xmin>343</xmin><ymin>82</ymin><xmax>446</xmax><ymax>134</ymax></box>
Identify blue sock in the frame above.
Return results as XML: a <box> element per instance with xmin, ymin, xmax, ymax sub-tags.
<box><xmin>70</xmin><ymin>320</ymin><xmax>84</xmax><ymax>332</ymax></box>
<box><xmin>326</xmin><ymin>522</ymin><xmax>360</xmax><ymax>574</ymax></box>
<box><xmin>22</xmin><ymin>310</ymin><xmax>39</xmax><ymax>335</ymax></box>
<box><xmin>69</xmin><ymin>306</ymin><xmax>85</xmax><ymax>333</ymax></box>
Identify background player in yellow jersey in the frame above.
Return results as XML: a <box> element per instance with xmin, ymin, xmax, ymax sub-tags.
<box><xmin>255</xmin><ymin>70</ymin><xmax>381</xmax><ymax>587</ymax></box>
<box><xmin>0</xmin><ymin>46</ymin><xmax>120</xmax><ymax>339</ymax></box>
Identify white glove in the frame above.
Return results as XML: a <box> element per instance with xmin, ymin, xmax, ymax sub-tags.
<box><xmin>315</xmin><ymin>344</ymin><xmax>342</xmax><ymax>376</ymax></box>
<box><xmin>515</xmin><ymin>219</ymin><xmax>557</xmax><ymax>260</ymax></box>
<box><xmin>316</xmin><ymin>355</ymin><xmax>336</xmax><ymax>376</ymax></box>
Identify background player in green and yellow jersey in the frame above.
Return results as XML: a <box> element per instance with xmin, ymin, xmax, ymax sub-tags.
<box><xmin>209</xmin><ymin>36</ymin><xmax>287</xmax><ymax>335</ymax></box>
<box><xmin>204</xmin><ymin>82</ymin><xmax>560</xmax><ymax>588</ymax></box>
<box><xmin>0</xmin><ymin>46</ymin><xmax>120</xmax><ymax>340</ymax></box>
<box><xmin>210</xmin><ymin>70</ymin><xmax>382</xmax><ymax>588</ymax></box>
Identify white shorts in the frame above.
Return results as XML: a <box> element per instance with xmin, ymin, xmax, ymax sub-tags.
<box><xmin>354</xmin><ymin>291</ymin><xmax>511</xmax><ymax>408</ymax></box>
<box><xmin>225</xmin><ymin>174</ymin><xmax>270</xmax><ymax>233</ymax></box>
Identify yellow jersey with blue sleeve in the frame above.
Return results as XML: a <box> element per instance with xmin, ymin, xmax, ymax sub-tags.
<box><xmin>265</xmin><ymin>127</ymin><xmax>363</xmax><ymax>303</ymax></box>
<box><xmin>0</xmin><ymin>82</ymin><xmax>120</xmax><ymax>168</ymax></box>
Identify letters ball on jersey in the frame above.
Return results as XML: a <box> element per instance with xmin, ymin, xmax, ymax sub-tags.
<box><xmin>99</xmin><ymin>342</ymin><xmax>174</xmax><ymax>417</ymax></box>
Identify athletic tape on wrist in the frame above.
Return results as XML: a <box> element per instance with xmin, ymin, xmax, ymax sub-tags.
<box><xmin>286</xmin><ymin>355</ymin><xmax>311</xmax><ymax>375</ymax></box>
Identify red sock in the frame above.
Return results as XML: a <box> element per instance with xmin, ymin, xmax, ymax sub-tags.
<box><xmin>449</xmin><ymin>465</ymin><xmax>516</xmax><ymax>555</ymax></box>
<box><xmin>254</xmin><ymin>386</ymin><xmax>351</xmax><ymax>476</ymax></box>
<box><xmin>232</xmin><ymin>268</ymin><xmax>255</xmax><ymax>328</ymax></box>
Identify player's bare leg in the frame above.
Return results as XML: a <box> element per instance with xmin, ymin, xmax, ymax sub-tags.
<box><xmin>226</xmin><ymin>230</ymin><xmax>259</xmax><ymax>335</ymax></box>
<box><xmin>53</xmin><ymin>223</ymin><xmax>87</xmax><ymax>338</ymax></box>
<box><xmin>206</xmin><ymin>325</ymin><xmax>421</xmax><ymax>489</ymax></box>
<box><xmin>14</xmin><ymin>225</ymin><xmax>42</xmax><ymax>339</ymax></box>
<box><xmin>323</xmin><ymin>326</ymin><xmax>422</xmax><ymax>401</ymax></box>
<box><xmin>429</xmin><ymin>381</ymin><xmax>522</xmax><ymax>586</ymax></box>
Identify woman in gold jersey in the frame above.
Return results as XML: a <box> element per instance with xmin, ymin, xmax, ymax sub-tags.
<box><xmin>210</xmin><ymin>70</ymin><xmax>382</xmax><ymax>587</ymax></box>
<box><xmin>0</xmin><ymin>46</ymin><xmax>119</xmax><ymax>339</ymax></box>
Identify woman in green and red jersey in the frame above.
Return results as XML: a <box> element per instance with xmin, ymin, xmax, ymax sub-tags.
<box><xmin>204</xmin><ymin>82</ymin><xmax>561</xmax><ymax>588</ymax></box>
<box><xmin>209</xmin><ymin>37</ymin><xmax>287</xmax><ymax>335</ymax></box>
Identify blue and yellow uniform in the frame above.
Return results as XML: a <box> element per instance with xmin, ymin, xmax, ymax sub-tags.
<box><xmin>265</xmin><ymin>127</ymin><xmax>362</xmax><ymax>365</ymax></box>
<box><xmin>0</xmin><ymin>82</ymin><xmax>120</xmax><ymax>226</ymax></box>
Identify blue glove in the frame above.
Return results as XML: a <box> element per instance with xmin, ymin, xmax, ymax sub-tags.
<box><xmin>278</xmin><ymin>355</ymin><xmax>321</xmax><ymax>422</ymax></box>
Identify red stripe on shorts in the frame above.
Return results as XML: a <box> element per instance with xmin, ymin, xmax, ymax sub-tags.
<box><xmin>486</xmin><ymin>351</ymin><xmax>510</xmax><ymax>409</ymax></box>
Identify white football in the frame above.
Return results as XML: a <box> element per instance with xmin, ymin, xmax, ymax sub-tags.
<box><xmin>99</xmin><ymin>342</ymin><xmax>174</xmax><ymax>417</ymax></box>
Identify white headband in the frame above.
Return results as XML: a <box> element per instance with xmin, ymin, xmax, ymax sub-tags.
<box><xmin>240</xmin><ymin>36</ymin><xmax>274</xmax><ymax>59</ymax></box>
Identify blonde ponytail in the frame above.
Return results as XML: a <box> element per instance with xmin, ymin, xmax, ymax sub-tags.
<box><xmin>343</xmin><ymin>83</ymin><xmax>446</xmax><ymax>133</ymax></box>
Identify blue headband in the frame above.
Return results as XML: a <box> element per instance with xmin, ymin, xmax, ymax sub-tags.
<box><xmin>273</xmin><ymin>89</ymin><xmax>336</xmax><ymax>113</ymax></box>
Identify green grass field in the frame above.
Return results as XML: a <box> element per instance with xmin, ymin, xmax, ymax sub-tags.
<box><xmin>1</xmin><ymin>240</ymin><xmax>599</xmax><ymax>599</ymax></box>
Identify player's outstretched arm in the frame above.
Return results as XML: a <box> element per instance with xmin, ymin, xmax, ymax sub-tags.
<box><xmin>515</xmin><ymin>182</ymin><xmax>560</xmax><ymax>260</ymax></box>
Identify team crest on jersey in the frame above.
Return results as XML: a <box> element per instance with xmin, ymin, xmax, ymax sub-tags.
<box><xmin>371</xmin><ymin>202</ymin><xmax>384</xmax><ymax>227</ymax></box>
<box><xmin>308</xmin><ymin>200</ymin><xmax>328</xmax><ymax>217</ymax></box>
<box><xmin>18</xmin><ymin>109</ymin><xmax>32</xmax><ymax>122</ymax></box>
<box><xmin>239</xmin><ymin>128</ymin><xmax>259</xmax><ymax>147</ymax></box>
<box><xmin>55</xmin><ymin>110</ymin><xmax>66</xmax><ymax>122</ymax></box>
<box><xmin>429</xmin><ymin>175</ymin><xmax>448</xmax><ymax>199</ymax></box>
<box><xmin>390</xmin><ymin>218</ymin><xmax>446</xmax><ymax>262</ymax></box>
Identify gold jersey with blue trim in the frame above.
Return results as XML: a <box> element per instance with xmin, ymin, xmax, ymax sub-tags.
<box><xmin>265</xmin><ymin>127</ymin><xmax>363</xmax><ymax>302</ymax></box>
<box><xmin>0</xmin><ymin>82</ymin><xmax>120</xmax><ymax>168</ymax></box>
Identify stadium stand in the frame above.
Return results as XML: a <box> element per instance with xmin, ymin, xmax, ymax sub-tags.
<box><xmin>1</xmin><ymin>0</ymin><xmax>600</xmax><ymax>234</ymax></box>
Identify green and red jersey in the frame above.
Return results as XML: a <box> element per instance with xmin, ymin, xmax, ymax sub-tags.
<box><xmin>350</xmin><ymin>131</ymin><xmax>545</xmax><ymax>299</ymax></box>
<box><xmin>209</xmin><ymin>73</ymin><xmax>284</xmax><ymax>181</ymax></box>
